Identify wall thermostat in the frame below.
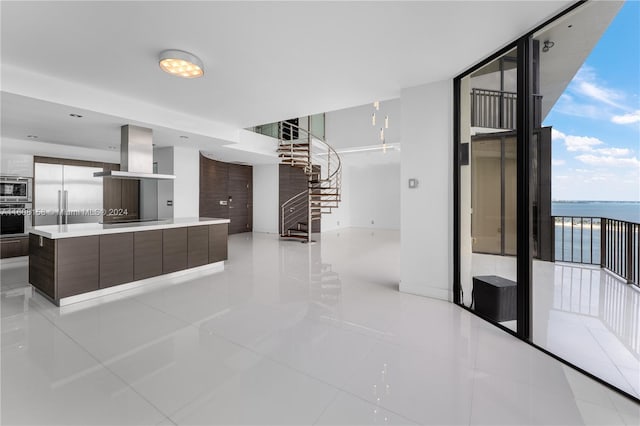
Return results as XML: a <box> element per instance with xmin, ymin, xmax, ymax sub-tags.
<box><xmin>408</xmin><ymin>178</ymin><xmax>419</xmax><ymax>188</ymax></box>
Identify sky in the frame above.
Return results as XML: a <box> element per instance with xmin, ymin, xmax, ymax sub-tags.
<box><xmin>545</xmin><ymin>0</ymin><xmax>640</xmax><ymax>201</ymax></box>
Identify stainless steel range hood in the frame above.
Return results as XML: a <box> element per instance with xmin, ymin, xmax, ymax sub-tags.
<box><xmin>94</xmin><ymin>125</ymin><xmax>176</xmax><ymax>180</ymax></box>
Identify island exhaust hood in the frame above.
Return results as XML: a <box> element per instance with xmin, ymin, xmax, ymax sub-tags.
<box><xmin>94</xmin><ymin>125</ymin><xmax>176</xmax><ymax>180</ymax></box>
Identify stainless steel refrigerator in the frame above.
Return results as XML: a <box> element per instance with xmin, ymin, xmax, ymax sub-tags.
<box><xmin>34</xmin><ymin>163</ymin><xmax>104</xmax><ymax>226</ymax></box>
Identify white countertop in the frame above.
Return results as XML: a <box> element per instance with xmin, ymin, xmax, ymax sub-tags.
<box><xmin>29</xmin><ymin>217</ymin><xmax>230</xmax><ymax>239</ymax></box>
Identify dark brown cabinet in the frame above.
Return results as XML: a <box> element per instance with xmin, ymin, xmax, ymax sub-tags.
<box><xmin>28</xmin><ymin>234</ymin><xmax>55</xmax><ymax>299</ymax></box>
<box><xmin>1</xmin><ymin>236</ymin><xmax>29</xmax><ymax>258</ymax></box>
<box><xmin>163</xmin><ymin>228</ymin><xmax>188</xmax><ymax>273</ymax></box>
<box><xmin>57</xmin><ymin>236</ymin><xmax>99</xmax><ymax>299</ymax></box>
<box><xmin>28</xmin><ymin>223</ymin><xmax>227</xmax><ymax>305</ymax></box>
<box><xmin>100</xmin><ymin>233</ymin><xmax>134</xmax><ymax>288</ymax></box>
<box><xmin>103</xmin><ymin>165</ymin><xmax>139</xmax><ymax>222</ymax></box>
<box><xmin>188</xmin><ymin>226</ymin><xmax>209</xmax><ymax>268</ymax></box>
<box><xmin>134</xmin><ymin>230</ymin><xmax>163</xmax><ymax>280</ymax></box>
<box><xmin>209</xmin><ymin>223</ymin><xmax>228</xmax><ymax>263</ymax></box>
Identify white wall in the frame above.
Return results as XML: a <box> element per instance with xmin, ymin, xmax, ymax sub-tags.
<box><xmin>400</xmin><ymin>80</ymin><xmax>453</xmax><ymax>302</ymax></box>
<box><xmin>252</xmin><ymin>164</ymin><xmax>279</xmax><ymax>233</ymax></box>
<box><xmin>349</xmin><ymin>163</ymin><xmax>400</xmax><ymax>229</ymax></box>
<box><xmin>154</xmin><ymin>147</ymin><xmax>174</xmax><ymax>219</ymax></box>
<box><xmin>321</xmin><ymin>98</ymin><xmax>401</xmax><ymax>232</ymax></box>
<box><xmin>173</xmin><ymin>146</ymin><xmax>200</xmax><ymax>218</ymax></box>
<box><xmin>326</xmin><ymin>99</ymin><xmax>401</xmax><ymax>149</ymax></box>
<box><xmin>1</xmin><ymin>138</ymin><xmax>120</xmax><ymax>177</ymax></box>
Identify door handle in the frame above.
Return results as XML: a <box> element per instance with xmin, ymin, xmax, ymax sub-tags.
<box><xmin>63</xmin><ymin>190</ymin><xmax>69</xmax><ymax>224</ymax></box>
<box><xmin>57</xmin><ymin>190</ymin><xmax>62</xmax><ymax>225</ymax></box>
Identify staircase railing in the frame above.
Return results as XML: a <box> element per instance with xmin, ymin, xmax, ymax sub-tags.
<box><xmin>281</xmin><ymin>190</ymin><xmax>308</xmax><ymax>238</ymax></box>
<box><xmin>278</xmin><ymin>121</ymin><xmax>342</xmax><ymax>240</ymax></box>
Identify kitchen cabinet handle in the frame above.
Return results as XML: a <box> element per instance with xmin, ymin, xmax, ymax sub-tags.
<box><xmin>57</xmin><ymin>190</ymin><xmax>62</xmax><ymax>225</ymax></box>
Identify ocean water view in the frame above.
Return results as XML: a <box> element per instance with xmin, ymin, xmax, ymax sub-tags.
<box><xmin>552</xmin><ymin>201</ymin><xmax>640</xmax><ymax>223</ymax></box>
<box><xmin>551</xmin><ymin>202</ymin><xmax>639</xmax><ymax>274</ymax></box>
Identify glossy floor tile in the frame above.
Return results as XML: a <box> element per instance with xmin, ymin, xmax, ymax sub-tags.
<box><xmin>1</xmin><ymin>229</ymin><xmax>639</xmax><ymax>425</ymax></box>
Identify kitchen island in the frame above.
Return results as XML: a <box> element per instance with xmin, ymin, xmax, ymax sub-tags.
<box><xmin>29</xmin><ymin>218</ymin><xmax>229</xmax><ymax>306</ymax></box>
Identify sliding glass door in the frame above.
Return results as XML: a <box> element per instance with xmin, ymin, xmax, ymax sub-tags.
<box><xmin>454</xmin><ymin>0</ymin><xmax>637</xmax><ymax>401</ymax></box>
<box><xmin>456</xmin><ymin>46</ymin><xmax>521</xmax><ymax>333</ymax></box>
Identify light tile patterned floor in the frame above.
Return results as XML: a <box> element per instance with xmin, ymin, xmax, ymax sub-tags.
<box><xmin>1</xmin><ymin>229</ymin><xmax>638</xmax><ymax>425</ymax></box>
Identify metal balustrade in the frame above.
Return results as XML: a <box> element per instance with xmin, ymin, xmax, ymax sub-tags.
<box><xmin>553</xmin><ymin>216</ymin><xmax>639</xmax><ymax>287</ymax></box>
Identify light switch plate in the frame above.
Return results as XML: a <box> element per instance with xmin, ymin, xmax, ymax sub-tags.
<box><xmin>408</xmin><ymin>178</ymin><xmax>419</xmax><ymax>188</ymax></box>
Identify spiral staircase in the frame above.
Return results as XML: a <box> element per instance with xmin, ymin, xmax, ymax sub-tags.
<box><xmin>277</xmin><ymin>121</ymin><xmax>342</xmax><ymax>242</ymax></box>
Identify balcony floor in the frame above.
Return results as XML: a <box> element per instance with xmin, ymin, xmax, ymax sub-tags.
<box><xmin>470</xmin><ymin>253</ymin><xmax>639</xmax><ymax>399</ymax></box>
<box><xmin>533</xmin><ymin>261</ymin><xmax>640</xmax><ymax>399</ymax></box>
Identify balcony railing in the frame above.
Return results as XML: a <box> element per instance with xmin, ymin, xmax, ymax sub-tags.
<box><xmin>470</xmin><ymin>88</ymin><xmax>542</xmax><ymax>129</ymax></box>
<box><xmin>553</xmin><ymin>216</ymin><xmax>639</xmax><ymax>287</ymax></box>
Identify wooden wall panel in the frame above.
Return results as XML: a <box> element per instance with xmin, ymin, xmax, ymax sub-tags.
<box><xmin>199</xmin><ymin>154</ymin><xmax>252</xmax><ymax>235</ymax></box>
<box><xmin>279</xmin><ymin>164</ymin><xmax>320</xmax><ymax>233</ymax></box>
<box><xmin>200</xmin><ymin>155</ymin><xmax>229</xmax><ymax>219</ymax></box>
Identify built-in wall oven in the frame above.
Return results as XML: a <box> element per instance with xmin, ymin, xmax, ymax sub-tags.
<box><xmin>0</xmin><ymin>203</ymin><xmax>32</xmax><ymax>236</ymax></box>
<box><xmin>0</xmin><ymin>176</ymin><xmax>32</xmax><ymax>203</ymax></box>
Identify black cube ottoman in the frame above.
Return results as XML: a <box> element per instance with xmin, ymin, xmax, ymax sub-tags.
<box><xmin>472</xmin><ymin>275</ymin><xmax>517</xmax><ymax>322</ymax></box>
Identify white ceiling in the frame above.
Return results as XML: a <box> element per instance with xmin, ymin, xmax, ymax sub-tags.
<box><xmin>1</xmin><ymin>0</ymin><xmax>573</xmax><ymax>159</ymax></box>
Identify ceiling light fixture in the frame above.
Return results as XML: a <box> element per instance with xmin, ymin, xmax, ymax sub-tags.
<box><xmin>372</xmin><ymin>100</ymin><xmax>390</xmax><ymax>153</ymax></box>
<box><xmin>69</xmin><ymin>113</ymin><xmax>83</xmax><ymax>118</ymax></box>
<box><xmin>542</xmin><ymin>40</ymin><xmax>555</xmax><ymax>52</ymax></box>
<box><xmin>159</xmin><ymin>49</ymin><xmax>204</xmax><ymax>78</ymax></box>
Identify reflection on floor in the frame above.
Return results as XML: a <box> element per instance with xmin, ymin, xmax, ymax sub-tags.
<box><xmin>1</xmin><ymin>229</ymin><xmax>638</xmax><ymax>425</ymax></box>
<box><xmin>471</xmin><ymin>252</ymin><xmax>640</xmax><ymax>399</ymax></box>
<box><xmin>533</xmin><ymin>261</ymin><xmax>640</xmax><ymax>399</ymax></box>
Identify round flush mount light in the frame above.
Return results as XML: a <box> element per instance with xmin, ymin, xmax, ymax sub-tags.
<box><xmin>159</xmin><ymin>49</ymin><xmax>204</xmax><ymax>78</ymax></box>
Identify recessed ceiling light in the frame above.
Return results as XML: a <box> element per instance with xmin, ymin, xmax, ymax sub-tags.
<box><xmin>27</xmin><ymin>135</ymin><xmax>38</xmax><ymax>139</ymax></box>
<box><xmin>69</xmin><ymin>113</ymin><xmax>83</xmax><ymax>118</ymax></box>
<box><xmin>159</xmin><ymin>50</ymin><xmax>204</xmax><ymax>79</ymax></box>
<box><xmin>179</xmin><ymin>135</ymin><xmax>189</xmax><ymax>139</ymax></box>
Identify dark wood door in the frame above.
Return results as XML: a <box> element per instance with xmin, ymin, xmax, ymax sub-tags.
<box><xmin>200</xmin><ymin>155</ymin><xmax>252</xmax><ymax>235</ymax></box>
<box><xmin>228</xmin><ymin>164</ymin><xmax>252</xmax><ymax>234</ymax></box>
<box><xmin>200</xmin><ymin>155</ymin><xmax>229</xmax><ymax>219</ymax></box>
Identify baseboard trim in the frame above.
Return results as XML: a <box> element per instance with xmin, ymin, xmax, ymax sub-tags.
<box><xmin>399</xmin><ymin>281</ymin><xmax>452</xmax><ymax>302</ymax></box>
